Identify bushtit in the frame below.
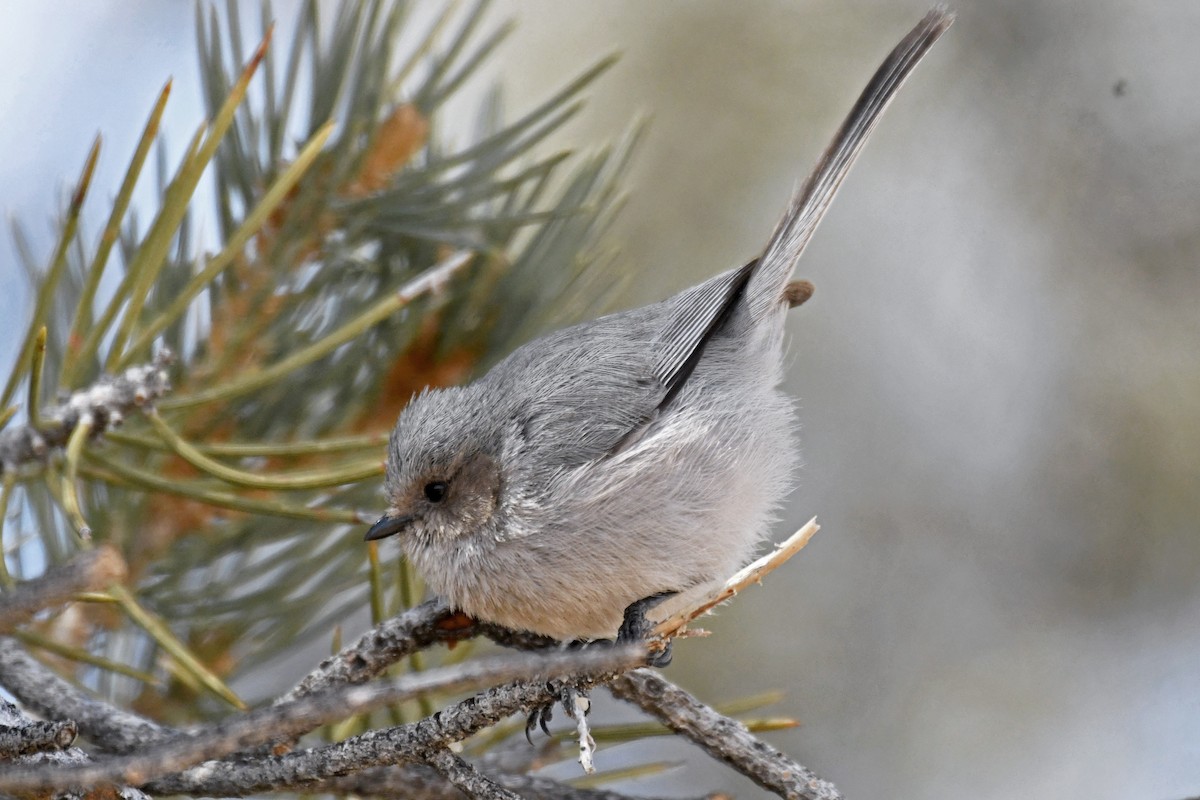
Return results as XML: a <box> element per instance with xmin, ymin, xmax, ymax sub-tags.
<box><xmin>367</xmin><ymin>10</ymin><xmax>952</xmax><ymax>644</ymax></box>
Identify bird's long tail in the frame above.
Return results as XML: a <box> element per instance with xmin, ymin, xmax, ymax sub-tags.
<box><xmin>746</xmin><ymin>7</ymin><xmax>955</xmax><ymax>321</ymax></box>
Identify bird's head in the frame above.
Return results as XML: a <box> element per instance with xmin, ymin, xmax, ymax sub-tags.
<box><xmin>365</xmin><ymin>386</ymin><xmax>503</xmax><ymax>545</ymax></box>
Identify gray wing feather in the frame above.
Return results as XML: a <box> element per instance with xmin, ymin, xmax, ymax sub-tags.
<box><xmin>498</xmin><ymin>8</ymin><xmax>954</xmax><ymax>466</ymax></box>
<box><xmin>652</xmin><ymin>260</ymin><xmax>756</xmax><ymax>406</ymax></box>
<box><xmin>497</xmin><ymin>260</ymin><xmax>755</xmax><ymax>464</ymax></box>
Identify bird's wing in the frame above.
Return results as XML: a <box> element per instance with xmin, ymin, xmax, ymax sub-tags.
<box><xmin>651</xmin><ymin>259</ymin><xmax>756</xmax><ymax>409</ymax></box>
<box><xmin>492</xmin><ymin>262</ymin><xmax>754</xmax><ymax>468</ymax></box>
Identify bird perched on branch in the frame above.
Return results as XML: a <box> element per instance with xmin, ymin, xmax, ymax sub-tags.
<box><xmin>367</xmin><ymin>9</ymin><xmax>953</xmax><ymax>659</ymax></box>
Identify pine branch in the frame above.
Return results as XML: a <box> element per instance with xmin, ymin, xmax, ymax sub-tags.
<box><xmin>0</xmin><ymin>352</ymin><xmax>172</xmax><ymax>473</ymax></box>
<box><xmin>0</xmin><ymin>637</ymin><xmax>173</xmax><ymax>754</ymax></box>
<box><xmin>0</xmin><ymin>4</ymin><xmax>952</xmax><ymax>798</ymax></box>
<box><xmin>0</xmin><ymin>717</ymin><xmax>77</xmax><ymax>759</ymax></box>
<box><xmin>0</xmin><ymin>696</ymin><xmax>149</xmax><ymax>800</ymax></box>
<box><xmin>0</xmin><ymin>646</ymin><xmax>644</xmax><ymax>794</ymax></box>
<box><xmin>610</xmin><ymin>670</ymin><xmax>843</xmax><ymax>800</ymax></box>
<box><xmin>314</xmin><ymin>766</ymin><xmax>698</xmax><ymax>800</ymax></box>
<box><xmin>144</xmin><ymin>665</ymin><xmax>635</xmax><ymax>796</ymax></box>
<box><xmin>425</xmin><ymin>749</ymin><xmax>524</xmax><ymax>800</ymax></box>
<box><xmin>278</xmin><ymin>597</ymin><xmax>554</xmax><ymax>706</ymax></box>
<box><xmin>0</xmin><ymin>530</ymin><xmax>825</xmax><ymax>796</ymax></box>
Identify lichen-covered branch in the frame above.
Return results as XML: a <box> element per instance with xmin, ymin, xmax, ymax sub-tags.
<box><xmin>0</xmin><ymin>570</ymin><xmax>834</xmax><ymax>800</ymax></box>
<box><xmin>272</xmin><ymin>763</ymin><xmax>701</xmax><ymax>800</ymax></box>
<box><xmin>0</xmin><ymin>697</ymin><xmax>149</xmax><ymax>800</ymax></box>
<box><xmin>0</xmin><ymin>637</ymin><xmax>173</xmax><ymax>753</ymax></box>
<box><xmin>0</xmin><ymin>646</ymin><xmax>644</xmax><ymax>794</ymax></box>
<box><xmin>0</xmin><ymin>717</ymin><xmax>77</xmax><ymax>758</ymax></box>
<box><xmin>610</xmin><ymin>669</ymin><xmax>842</xmax><ymax>800</ymax></box>
<box><xmin>425</xmin><ymin>748</ymin><xmax>524</xmax><ymax>800</ymax></box>
<box><xmin>279</xmin><ymin>597</ymin><xmax>556</xmax><ymax>705</ymax></box>
<box><xmin>0</xmin><ymin>351</ymin><xmax>172</xmax><ymax>473</ymax></box>
<box><xmin>147</xmin><ymin>664</ymin><xmax>635</xmax><ymax>796</ymax></box>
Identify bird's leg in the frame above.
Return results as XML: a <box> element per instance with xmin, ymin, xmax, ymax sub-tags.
<box><xmin>523</xmin><ymin>592</ymin><xmax>676</xmax><ymax>742</ymax></box>
<box><xmin>618</xmin><ymin>591</ymin><xmax>676</xmax><ymax>668</ymax></box>
<box><xmin>525</xmin><ymin>641</ymin><xmax>590</xmax><ymax>743</ymax></box>
<box><xmin>524</xmin><ymin>676</ymin><xmax>589</xmax><ymax>743</ymax></box>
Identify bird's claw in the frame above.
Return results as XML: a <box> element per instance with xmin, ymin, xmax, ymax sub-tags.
<box><xmin>525</xmin><ymin>699</ymin><xmax>554</xmax><ymax>744</ymax></box>
<box><xmin>523</xmin><ymin>592</ymin><xmax>675</xmax><ymax>746</ymax></box>
<box><xmin>618</xmin><ymin>591</ymin><xmax>676</xmax><ymax>668</ymax></box>
<box><xmin>525</xmin><ymin>682</ymin><xmax>590</xmax><ymax>743</ymax></box>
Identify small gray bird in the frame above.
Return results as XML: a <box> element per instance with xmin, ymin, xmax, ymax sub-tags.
<box><xmin>367</xmin><ymin>9</ymin><xmax>953</xmax><ymax>644</ymax></box>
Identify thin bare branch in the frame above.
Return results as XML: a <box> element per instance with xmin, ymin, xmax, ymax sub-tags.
<box><xmin>0</xmin><ymin>718</ymin><xmax>77</xmax><ymax>758</ymax></box>
<box><xmin>147</xmin><ymin>662</ymin><xmax>635</xmax><ymax>796</ymax></box>
<box><xmin>610</xmin><ymin>669</ymin><xmax>842</xmax><ymax>800</ymax></box>
<box><xmin>279</xmin><ymin>597</ymin><xmax>555</xmax><ymax>705</ymax></box>
<box><xmin>0</xmin><ymin>637</ymin><xmax>173</xmax><ymax>754</ymax></box>
<box><xmin>653</xmin><ymin>517</ymin><xmax>821</xmax><ymax>646</ymax></box>
<box><xmin>0</xmin><ymin>646</ymin><xmax>645</xmax><ymax>793</ymax></box>
<box><xmin>310</xmin><ymin>763</ymin><xmax>704</xmax><ymax>800</ymax></box>
<box><xmin>0</xmin><ymin>546</ymin><xmax>127</xmax><ymax>632</ymax></box>
<box><xmin>279</xmin><ymin>597</ymin><xmax>453</xmax><ymax>702</ymax></box>
<box><xmin>426</xmin><ymin>748</ymin><xmax>524</xmax><ymax>800</ymax></box>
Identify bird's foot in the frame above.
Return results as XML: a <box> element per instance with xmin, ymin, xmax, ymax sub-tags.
<box><xmin>525</xmin><ymin>681</ymin><xmax>590</xmax><ymax>744</ymax></box>
<box><xmin>523</xmin><ymin>592</ymin><xmax>676</xmax><ymax>744</ymax></box>
<box><xmin>618</xmin><ymin>591</ymin><xmax>676</xmax><ymax>668</ymax></box>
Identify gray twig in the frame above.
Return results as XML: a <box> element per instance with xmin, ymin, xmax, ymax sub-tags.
<box><xmin>474</xmin><ymin>734</ymin><xmax>565</xmax><ymax>774</ymax></box>
<box><xmin>0</xmin><ymin>719</ymin><xmax>78</xmax><ymax>758</ymax></box>
<box><xmin>609</xmin><ymin>669</ymin><xmax>843</xmax><ymax>800</ymax></box>
<box><xmin>0</xmin><ymin>636</ymin><xmax>174</xmax><ymax>753</ymax></box>
<box><xmin>279</xmin><ymin>597</ymin><xmax>556</xmax><ymax>705</ymax></box>
<box><xmin>0</xmin><ymin>646</ymin><xmax>645</xmax><ymax>794</ymax></box>
<box><xmin>277</xmin><ymin>597</ymin><xmax>454</xmax><ymax>703</ymax></box>
<box><xmin>146</xmin><ymin>665</ymin><xmax>633</xmax><ymax>796</ymax></box>
<box><xmin>305</xmin><ymin>763</ymin><xmax>705</xmax><ymax>800</ymax></box>
<box><xmin>426</xmin><ymin>748</ymin><xmax>524</xmax><ymax>800</ymax></box>
<box><xmin>0</xmin><ymin>697</ymin><xmax>149</xmax><ymax>800</ymax></box>
<box><xmin>0</xmin><ymin>546</ymin><xmax>127</xmax><ymax>632</ymax></box>
<box><xmin>0</xmin><ymin>351</ymin><xmax>173</xmax><ymax>473</ymax></box>
<box><xmin>284</xmin><ymin>596</ymin><xmax>839</xmax><ymax>799</ymax></box>
<box><xmin>0</xmin><ymin>550</ymin><xmax>833</xmax><ymax>800</ymax></box>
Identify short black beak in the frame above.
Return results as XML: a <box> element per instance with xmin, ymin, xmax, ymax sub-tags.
<box><xmin>364</xmin><ymin>513</ymin><xmax>413</xmax><ymax>541</ymax></box>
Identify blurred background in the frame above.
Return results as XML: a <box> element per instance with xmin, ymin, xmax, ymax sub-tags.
<box><xmin>1</xmin><ymin>1</ymin><xmax>1198</xmax><ymax>798</ymax></box>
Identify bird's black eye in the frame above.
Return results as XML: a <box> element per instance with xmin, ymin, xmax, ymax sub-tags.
<box><xmin>423</xmin><ymin>481</ymin><xmax>448</xmax><ymax>503</ymax></box>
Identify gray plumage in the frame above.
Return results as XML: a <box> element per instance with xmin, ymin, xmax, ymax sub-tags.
<box><xmin>368</xmin><ymin>10</ymin><xmax>953</xmax><ymax>640</ymax></box>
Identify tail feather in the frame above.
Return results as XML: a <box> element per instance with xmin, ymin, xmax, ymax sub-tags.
<box><xmin>746</xmin><ymin>7</ymin><xmax>955</xmax><ymax>321</ymax></box>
